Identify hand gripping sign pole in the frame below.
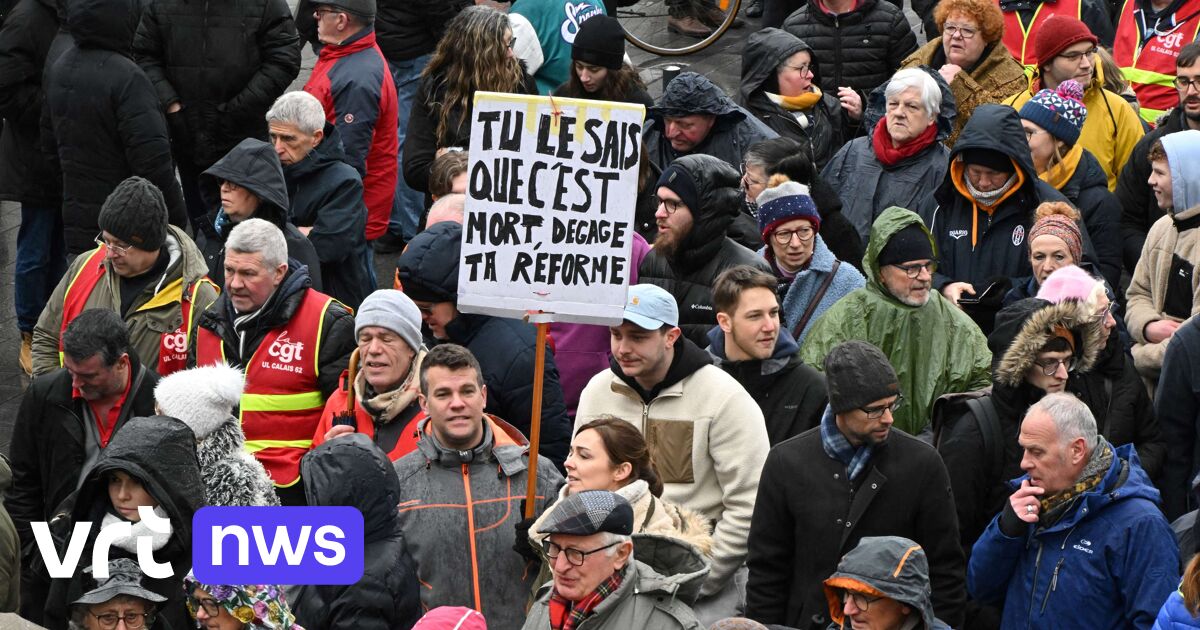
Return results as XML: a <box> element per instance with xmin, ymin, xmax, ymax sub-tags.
<box><xmin>456</xmin><ymin>91</ymin><xmax>645</xmax><ymax>517</ymax></box>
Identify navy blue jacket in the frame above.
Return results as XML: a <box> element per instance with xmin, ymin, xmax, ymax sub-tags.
<box><xmin>968</xmin><ymin>443</ymin><xmax>1180</xmax><ymax>629</ymax></box>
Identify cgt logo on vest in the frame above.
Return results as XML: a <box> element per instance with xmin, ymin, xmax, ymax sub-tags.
<box><xmin>265</xmin><ymin>332</ymin><xmax>306</xmax><ymax>374</ymax></box>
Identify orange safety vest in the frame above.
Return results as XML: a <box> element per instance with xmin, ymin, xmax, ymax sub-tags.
<box><xmin>1114</xmin><ymin>0</ymin><xmax>1200</xmax><ymax>123</ymax></box>
<box><xmin>59</xmin><ymin>247</ymin><xmax>213</xmax><ymax>376</ymax></box>
<box><xmin>195</xmin><ymin>288</ymin><xmax>334</xmax><ymax>488</ymax></box>
<box><xmin>1001</xmin><ymin>0</ymin><xmax>1084</xmax><ymax>70</ymax></box>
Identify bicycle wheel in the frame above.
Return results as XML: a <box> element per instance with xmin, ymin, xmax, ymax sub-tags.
<box><xmin>620</xmin><ymin>0</ymin><xmax>742</xmax><ymax>56</ymax></box>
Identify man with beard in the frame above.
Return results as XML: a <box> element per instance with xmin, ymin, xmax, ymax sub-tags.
<box><xmin>800</xmin><ymin>207</ymin><xmax>991</xmax><ymax>437</ymax></box>
<box><xmin>746</xmin><ymin>340</ymin><xmax>965</xmax><ymax>630</ymax></box>
<box><xmin>639</xmin><ymin>154</ymin><xmax>771</xmax><ymax>348</ymax></box>
<box><xmin>1118</xmin><ymin>42</ymin><xmax>1200</xmax><ymax>272</ymax></box>
<box><xmin>575</xmin><ymin>283</ymin><xmax>768</xmax><ymax>624</ymax></box>
<box><xmin>707</xmin><ymin>265</ymin><xmax>828</xmax><ymax>445</ymax></box>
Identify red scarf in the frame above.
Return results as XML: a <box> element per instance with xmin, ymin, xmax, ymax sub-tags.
<box><xmin>548</xmin><ymin>571</ymin><xmax>624</xmax><ymax>630</ymax></box>
<box><xmin>871</xmin><ymin>118</ymin><xmax>938</xmax><ymax>167</ymax></box>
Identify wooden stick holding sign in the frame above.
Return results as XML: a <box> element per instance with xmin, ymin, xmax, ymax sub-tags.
<box><xmin>455</xmin><ymin>92</ymin><xmax>645</xmax><ymax>517</ymax></box>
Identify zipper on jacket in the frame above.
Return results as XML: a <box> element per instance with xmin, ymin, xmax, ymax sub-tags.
<box><xmin>1026</xmin><ymin>542</ymin><xmax>1044</xmax><ymax>619</ymax></box>
<box><xmin>462</xmin><ymin>463</ymin><xmax>482</xmax><ymax>612</ymax></box>
<box><xmin>1040</xmin><ymin>557</ymin><xmax>1064</xmax><ymax>613</ymax></box>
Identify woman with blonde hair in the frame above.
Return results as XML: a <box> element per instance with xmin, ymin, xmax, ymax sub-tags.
<box><xmin>402</xmin><ymin>5</ymin><xmax>536</xmax><ymax>194</ymax></box>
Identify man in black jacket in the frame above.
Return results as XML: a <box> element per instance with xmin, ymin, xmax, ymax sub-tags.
<box><xmin>4</xmin><ymin>309</ymin><xmax>159</xmax><ymax>624</ymax></box>
<box><xmin>639</xmin><ymin>154</ymin><xmax>772</xmax><ymax>347</ymax></box>
<box><xmin>1117</xmin><ymin>42</ymin><xmax>1200</xmax><ymax>273</ymax></box>
<box><xmin>395</xmin><ymin>221</ymin><xmax>572</xmax><ymax>469</ymax></box>
<box><xmin>133</xmin><ymin>0</ymin><xmax>300</xmax><ymax>231</ymax></box>
<box><xmin>746</xmin><ymin>340</ymin><xmax>965</xmax><ymax>630</ymax></box>
<box><xmin>708</xmin><ymin>265</ymin><xmax>827</xmax><ymax>445</ymax></box>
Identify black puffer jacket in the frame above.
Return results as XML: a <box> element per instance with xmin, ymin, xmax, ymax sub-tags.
<box><xmin>196</xmin><ymin>138</ymin><xmax>324</xmax><ymax>296</ymax></box>
<box><xmin>918</xmin><ymin>104</ymin><xmax>1081</xmax><ymax>291</ymax></box>
<box><xmin>1117</xmin><ymin>107</ymin><xmax>1186</xmax><ymax>273</ymax></box>
<box><xmin>42</xmin><ymin>415</ymin><xmax>205</xmax><ymax>630</ymax></box>
<box><xmin>188</xmin><ymin>265</ymin><xmax>356</xmax><ymax>400</ymax></box>
<box><xmin>644</xmin><ymin>72</ymin><xmax>778</xmax><ymax>171</ymax></box>
<box><xmin>637</xmin><ymin>155</ymin><xmax>773</xmax><ymax>347</ymax></box>
<box><xmin>1061</xmin><ymin>149</ymin><xmax>1123</xmax><ymax>296</ymax></box>
<box><xmin>396</xmin><ymin>222</ymin><xmax>573</xmax><ymax>468</ymax></box>
<box><xmin>0</xmin><ymin>0</ymin><xmax>58</xmax><ymax>206</ymax></box>
<box><xmin>282</xmin><ymin>123</ymin><xmax>373</xmax><ymax>310</ymax></box>
<box><xmin>133</xmin><ymin>0</ymin><xmax>300</xmax><ymax>169</ymax></box>
<box><xmin>4</xmin><ymin>357</ymin><xmax>158</xmax><ymax>625</ymax></box>
<box><xmin>293</xmin><ymin>435</ymin><xmax>421</xmax><ymax>630</ymax></box>
<box><xmin>781</xmin><ymin>0</ymin><xmax>917</xmax><ymax>97</ymax></box>
<box><xmin>740</xmin><ymin>29</ymin><xmax>845</xmax><ymax>171</ymax></box>
<box><xmin>43</xmin><ymin>0</ymin><xmax>186</xmax><ymax>254</ymax></box>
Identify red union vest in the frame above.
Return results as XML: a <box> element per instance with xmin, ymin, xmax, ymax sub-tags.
<box><xmin>1114</xmin><ymin>0</ymin><xmax>1200</xmax><ymax>123</ymax></box>
<box><xmin>1002</xmin><ymin>0</ymin><xmax>1084</xmax><ymax>70</ymax></box>
<box><xmin>195</xmin><ymin>288</ymin><xmax>333</xmax><ymax>488</ymax></box>
<box><xmin>59</xmin><ymin>246</ymin><xmax>214</xmax><ymax>376</ymax></box>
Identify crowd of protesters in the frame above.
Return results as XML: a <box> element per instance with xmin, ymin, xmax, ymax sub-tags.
<box><xmin>3</xmin><ymin>0</ymin><xmax>1200</xmax><ymax>627</ymax></box>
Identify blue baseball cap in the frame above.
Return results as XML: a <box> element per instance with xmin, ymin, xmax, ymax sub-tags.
<box><xmin>624</xmin><ymin>284</ymin><xmax>679</xmax><ymax>330</ymax></box>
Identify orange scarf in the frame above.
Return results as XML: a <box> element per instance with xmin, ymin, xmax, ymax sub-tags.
<box><xmin>1039</xmin><ymin>143</ymin><xmax>1083</xmax><ymax>191</ymax></box>
<box><xmin>773</xmin><ymin>89</ymin><xmax>823</xmax><ymax>111</ymax></box>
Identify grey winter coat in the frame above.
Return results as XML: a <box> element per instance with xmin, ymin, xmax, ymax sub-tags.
<box><xmin>644</xmin><ymin>72</ymin><xmax>778</xmax><ymax>171</ymax></box>
<box><xmin>522</xmin><ymin>534</ymin><xmax>708</xmax><ymax>630</ymax></box>
<box><xmin>193</xmin><ymin>418</ymin><xmax>279</xmax><ymax>508</ymax></box>
<box><xmin>821</xmin><ymin>69</ymin><xmax>955</xmax><ymax>246</ymax></box>
<box><xmin>394</xmin><ymin>416</ymin><xmax>564</xmax><ymax>630</ymax></box>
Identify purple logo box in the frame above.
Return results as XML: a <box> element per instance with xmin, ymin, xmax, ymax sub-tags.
<box><xmin>192</xmin><ymin>506</ymin><xmax>364</xmax><ymax>585</ymax></box>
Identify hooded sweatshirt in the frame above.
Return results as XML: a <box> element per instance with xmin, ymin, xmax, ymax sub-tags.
<box><xmin>800</xmin><ymin>207</ymin><xmax>992</xmax><ymax>436</ymax></box>
<box><xmin>822</xmin><ymin>536</ymin><xmax>950</xmax><ymax>629</ymax></box>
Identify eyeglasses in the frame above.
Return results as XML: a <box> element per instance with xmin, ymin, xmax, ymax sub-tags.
<box><xmin>942</xmin><ymin>24</ymin><xmax>978</xmax><ymax>39</ymax></box>
<box><xmin>891</xmin><ymin>260</ymin><xmax>937</xmax><ymax>279</ymax></box>
<box><xmin>94</xmin><ymin>233</ymin><xmax>132</xmax><ymax>257</ymax></box>
<box><xmin>542</xmin><ymin>540</ymin><xmax>622</xmax><ymax>567</ymax></box>
<box><xmin>781</xmin><ymin>63</ymin><xmax>811</xmax><ymax>74</ymax></box>
<box><xmin>313</xmin><ymin>7</ymin><xmax>340</xmax><ymax>19</ymax></box>
<box><xmin>653</xmin><ymin>196</ymin><xmax>686</xmax><ymax>215</ymax></box>
<box><xmin>838</xmin><ymin>589</ymin><xmax>885</xmax><ymax>611</ymax></box>
<box><xmin>1175</xmin><ymin>76</ymin><xmax>1200</xmax><ymax>91</ymax></box>
<box><xmin>1091</xmin><ymin>301</ymin><xmax>1117</xmax><ymax>322</ymax></box>
<box><xmin>89</xmin><ymin>612</ymin><xmax>155</xmax><ymax>629</ymax></box>
<box><xmin>773</xmin><ymin>226</ymin><xmax>816</xmax><ymax>245</ymax></box>
<box><xmin>186</xmin><ymin>594</ymin><xmax>222</xmax><ymax>618</ymax></box>
<box><xmin>861</xmin><ymin>394</ymin><xmax>904</xmax><ymax>419</ymax></box>
<box><xmin>1033</xmin><ymin>357</ymin><xmax>1076</xmax><ymax>376</ymax></box>
<box><xmin>1057</xmin><ymin>46</ymin><xmax>1097</xmax><ymax>61</ymax></box>
<box><xmin>1023</xmin><ymin>127</ymin><xmax>1047</xmax><ymax>140</ymax></box>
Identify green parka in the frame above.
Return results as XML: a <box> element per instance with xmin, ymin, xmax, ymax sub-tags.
<box><xmin>799</xmin><ymin>207</ymin><xmax>991</xmax><ymax>435</ymax></box>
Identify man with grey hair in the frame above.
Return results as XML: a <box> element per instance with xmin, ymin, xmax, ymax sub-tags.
<box><xmin>266</xmin><ymin>90</ymin><xmax>373</xmax><ymax>309</ymax></box>
<box><xmin>189</xmin><ymin>218</ymin><xmax>355</xmax><ymax>505</ymax></box>
<box><xmin>522</xmin><ymin>490</ymin><xmax>708</xmax><ymax>630</ymax></box>
<box><xmin>968</xmin><ymin>392</ymin><xmax>1179</xmax><ymax>628</ymax></box>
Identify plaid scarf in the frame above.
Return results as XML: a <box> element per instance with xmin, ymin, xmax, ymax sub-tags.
<box><xmin>548</xmin><ymin>569</ymin><xmax>625</xmax><ymax>630</ymax></box>
<box><xmin>820</xmin><ymin>405</ymin><xmax>875</xmax><ymax>481</ymax></box>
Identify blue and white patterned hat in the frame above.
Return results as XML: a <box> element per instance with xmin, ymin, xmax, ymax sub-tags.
<box><xmin>1019</xmin><ymin>80</ymin><xmax>1088</xmax><ymax>146</ymax></box>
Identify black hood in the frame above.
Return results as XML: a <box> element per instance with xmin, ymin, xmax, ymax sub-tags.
<box><xmin>652</xmin><ymin>72</ymin><xmax>746</xmax><ymax>129</ymax></box>
<box><xmin>200</xmin><ymin>138</ymin><xmax>291</xmax><ymax>223</ymax></box>
<box><xmin>612</xmin><ymin>334</ymin><xmax>713</xmax><ymax>403</ymax></box>
<box><xmin>397</xmin><ymin>221</ymin><xmax>461</xmax><ymax>303</ymax></box>
<box><xmin>79</xmin><ymin>416</ymin><xmax>205</xmax><ymax>551</ymax></box>
<box><xmin>668</xmin><ymin>154</ymin><xmax>743</xmax><ymax>269</ymax></box>
<box><xmin>862</xmin><ymin>66</ymin><xmax>957</xmax><ymax>142</ymax></box>
<box><xmin>285</xmin><ymin>122</ymin><xmax>353</xmax><ymax>180</ymax></box>
<box><xmin>67</xmin><ymin>0</ymin><xmax>136</xmax><ymax>54</ymax></box>
<box><xmin>739</xmin><ymin>28</ymin><xmax>817</xmax><ymax>104</ymax></box>
<box><xmin>301</xmin><ymin>434</ymin><xmax>401</xmax><ymax>542</ymax></box>
<box><xmin>948</xmin><ymin>103</ymin><xmax>1037</xmax><ymax>179</ymax></box>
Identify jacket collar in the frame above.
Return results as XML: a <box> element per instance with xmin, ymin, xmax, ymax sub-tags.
<box><xmin>414</xmin><ymin>415</ymin><xmax>530</xmax><ymax>477</ymax></box>
<box><xmin>318</xmin><ymin>25</ymin><xmax>376</xmax><ymax>58</ymax></box>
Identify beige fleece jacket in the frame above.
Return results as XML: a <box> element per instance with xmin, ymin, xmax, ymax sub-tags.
<box><xmin>1126</xmin><ymin>205</ymin><xmax>1200</xmax><ymax>382</ymax></box>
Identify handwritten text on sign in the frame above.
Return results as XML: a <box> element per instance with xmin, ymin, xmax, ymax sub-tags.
<box><xmin>459</xmin><ymin>93</ymin><xmax>643</xmax><ymax>324</ymax></box>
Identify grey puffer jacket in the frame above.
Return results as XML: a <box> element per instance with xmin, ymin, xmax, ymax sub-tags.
<box><xmin>522</xmin><ymin>534</ymin><xmax>709</xmax><ymax>630</ymax></box>
<box><xmin>739</xmin><ymin>28</ymin><xmax>845</xmax><ymax>171</ymax></box>
<box><xmin>821</xmin><ymin>68</ymin><xmax>955</xmax><ymax>245</ymax></box>
<box><xmin>644</xmin><ymin>72</ymin><xmax>777</xmax><ymax>171</ymax></box>
<box><xmin>394</xmin><ymin>416</ymin><xmax>564</xmax><ymax>630</ymax></box>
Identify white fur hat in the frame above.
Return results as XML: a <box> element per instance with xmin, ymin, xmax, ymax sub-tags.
<box><xmin>154</xmin><ymin>364</ymin><xmax>245</xmax><ymax>440</ymax></box>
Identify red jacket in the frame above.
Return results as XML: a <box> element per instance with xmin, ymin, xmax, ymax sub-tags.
<box><xmin>312</xmin><ymin>370</ymin><xmax>425</xmax><ymax>461</ymax></box>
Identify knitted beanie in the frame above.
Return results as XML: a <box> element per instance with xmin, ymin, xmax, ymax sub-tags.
<box><xmin>755</xmin><ymin>180</ymin><xmax>821</xmax><ymax>239</ymax></box>
<box><xmin>98</xmin><ymin>176</ymin><xmax>168</xmax><ymax>252</ymax></box>
<box><xmin>154</xmin><ymin>364</ymin><xmax>244</xmax><ymax>440</ymax></box>
<box><xmin>656</xmin><ymin>162</ymin><xmax>702</xmax><ymax>215</ymax></box>
<box><xmin>877</xmin><ymin>223</ymin><xmax>934</xmax><ymax>267</ymax></box>
<box><xmin>1030</xmin><ymin>15</ymin><xmax>1098</xmax><ymax>71</ymax></box>
<box><xmin>824</xmin><ymin>340</ymin><xmax>899</xmax><ymax>414</ymax></box>
<box><xmin>572</xmin><ymin>15</ymin><xmax>625</xmax><ymax>70</ymax></box>
<box><xmin>355</xmin><ymin>289</ymin><xmax>424</xmax><ymax>354</ymax></box>
<box><xmin>1028</xmin><ymin>201</ymin><xmax>1083</xmax><ymax>263</ymax></box>
<box><xmin>1019</xmin><ymin>80</ymin><xmax>1088</xmax><ymax>146</ymax></box>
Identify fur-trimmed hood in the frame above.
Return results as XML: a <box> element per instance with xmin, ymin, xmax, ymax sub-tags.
<box><xmin>991</xmin><ymin>298</ymin><xmax>1104</xmax><ymax>387</ymax></box>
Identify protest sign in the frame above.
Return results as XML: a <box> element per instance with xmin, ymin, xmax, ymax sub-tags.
<box><xmin>458</xmin><ymin>92</ymin><xmax>644</xmax><ymax>325</ymax></box>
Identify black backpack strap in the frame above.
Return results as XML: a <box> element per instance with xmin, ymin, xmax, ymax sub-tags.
<box><xmin>965</xmin><ymin>396</ymin><xmax>1003</xmax><ymax>481</ymax></box>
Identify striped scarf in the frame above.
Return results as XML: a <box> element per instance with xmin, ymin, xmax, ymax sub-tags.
<box><xmin>820</xmin><ymin>406</ymin><xmax>875</xmax><ymax>481</ymax></box>
<box><xmin>548</xmin><ymin>570</ymin><xmax>625</xmax><ymax>630</ymax></box>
